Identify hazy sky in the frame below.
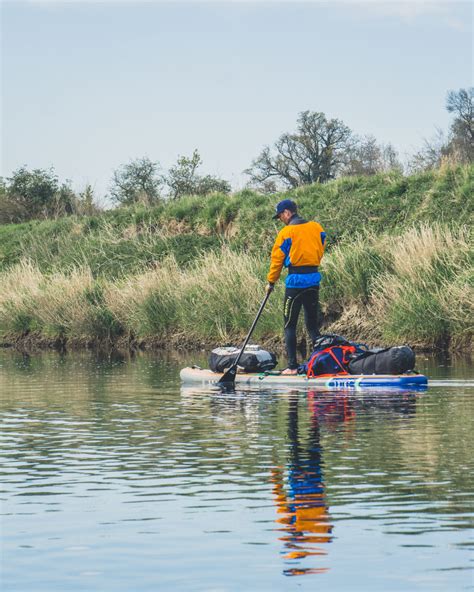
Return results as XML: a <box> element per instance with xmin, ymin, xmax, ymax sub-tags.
<box><xmin>1</xmin><ymin>1</ymin><xmax>472</xmax><ymax>197</ymax></box>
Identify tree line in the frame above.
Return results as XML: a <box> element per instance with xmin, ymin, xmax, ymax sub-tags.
<box><xmin>0</xmin><ymin>150</ymin><xmax>230</xmax><ymax>223</ymax></box>
<box><xmin>1</xmin><ymin>87</ymin><xmax>472</xmax><ymax>224</ymax></box>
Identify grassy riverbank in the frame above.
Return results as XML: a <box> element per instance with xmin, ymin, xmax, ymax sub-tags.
<box><xmin>1</xmin><ymin>164</ymin><xmax>472</xmax><ymax>277</ymax></box>
<box><xmin>0</xmin><ymin>164</ymin><xmax>472</xmax><ymax>352</ymax></box>
<box><xmin>0</xmin><ymin>224</ymin><xmax>472</xmax><ymax>352</ymax></box>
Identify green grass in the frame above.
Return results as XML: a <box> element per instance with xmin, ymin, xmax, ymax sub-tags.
<box><xmin>1</xmin><ymin>164</ymin><xmax>472</xmax><ymax>279</ymax></box>
<box><xmin>0</xmin><ymin>164</ymin><xmax>472</xmax><ymax>351</ymax></box>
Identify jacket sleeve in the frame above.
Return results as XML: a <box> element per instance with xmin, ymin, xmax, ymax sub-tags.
<box><xmin>267</xmin><ymin>229</ymin><xmax>287</xmax><ymax>284</ymax></box>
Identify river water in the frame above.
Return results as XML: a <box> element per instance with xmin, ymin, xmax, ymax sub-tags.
<box><xmin>1</xmin><ymin>350</ymin><xmax>473</xmax><ymax>591</ymax></box>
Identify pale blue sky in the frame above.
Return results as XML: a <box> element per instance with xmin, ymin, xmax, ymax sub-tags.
<box><xmin>1</xmin><ymin>1</ymin><xmax>472</xmax><ymax>197</ymax></box>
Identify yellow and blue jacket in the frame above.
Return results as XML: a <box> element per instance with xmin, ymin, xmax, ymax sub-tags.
<box><xmin>268</xmin><ymin>215</ymin><xmax>326</xmax><ymax>288</ymax></box>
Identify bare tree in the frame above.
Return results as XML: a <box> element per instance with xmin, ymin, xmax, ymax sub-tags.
<box><xmin>245</xmin><ymin>111</ymin><xmax>353</xmax><ymax>189</ymax></box>
<box><xmin>409</xmin><ymin>88</ymin><xmax>474</xmax><ymax>172</ymax></box>
<box><xmin>446</xmin><ymin>87</ymin><xmax>474</xmax><ymax>162</ymax></box>
<box><xmin>344</xmin><ymin>135</ymin><xmax>402</xmax><ymax>176</ymax></box>
<box><xmin>408</xmin><ymin>129</ymin><xmax>448</xmax><ymax>173</ymax></box>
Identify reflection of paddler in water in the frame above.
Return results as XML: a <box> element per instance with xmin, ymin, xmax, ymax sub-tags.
<box><xmin>271</xmin><ymin>394</ymin><xmax>338</xmax><ymax>577</ymax></box>
<box><xmin>307</xmin><ymin>390</ymin><xmax>356</xmax><ymax>426</ymax></box>
<box><xmin>271</xmin><ymin>390</ymin><xmax>416</xmax><ymax>576</ymax></box>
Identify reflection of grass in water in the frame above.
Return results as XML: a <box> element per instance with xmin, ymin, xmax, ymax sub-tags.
<box><xmin>0</xmin><ymin>225</ymin><xmax>472</xmax><ymax>350</ymax></box>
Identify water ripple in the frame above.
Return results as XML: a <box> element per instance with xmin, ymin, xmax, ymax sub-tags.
<box><xmin>1</xmin><ymin>351</ymin><xmax>473</xmax><ymax>591</ymax></box>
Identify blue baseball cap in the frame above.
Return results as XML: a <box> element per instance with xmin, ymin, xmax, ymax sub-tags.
<box><xmin>272</xmin><ymin>199</ymin><xmax>297</xmax><ymax>219</ymax></box>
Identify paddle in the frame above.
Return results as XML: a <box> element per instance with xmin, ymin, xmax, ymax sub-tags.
<box><xmin>217</xmin><ymin>289</ymin><xmax>272</xmax><ymax>387</ymax></box>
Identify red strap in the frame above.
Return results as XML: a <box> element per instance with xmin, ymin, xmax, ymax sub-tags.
<box><xmin>307</xmin><ymin>349</ymin><xmax>326</xmax><ymax>378</ymax></box>
<box><xmin>306</xmin><ymin>345</ymin><xmax>356</xmax><ymax>378</ymax></box>
<box><xmin>327</xmin><ymin>348</ymin><xmax>348</xmax><ymax>374</ymax></box>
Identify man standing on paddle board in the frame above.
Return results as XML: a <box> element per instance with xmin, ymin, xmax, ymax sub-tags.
<box><xmin>267</xmin><ymin>199</ymin><xmax>326</xmax><ymax>375</ymax></box>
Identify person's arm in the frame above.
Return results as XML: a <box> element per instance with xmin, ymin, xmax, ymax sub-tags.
<box><xmin>267</xmin><ymin>229</ymin><xmax>288</xmax><ymax>286</ymax></box>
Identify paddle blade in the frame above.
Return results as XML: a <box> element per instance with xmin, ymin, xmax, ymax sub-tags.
<box><xmin>217</xmin><ymin>365</ymin><xmax>237</xmax><ymax>386</ymax></box>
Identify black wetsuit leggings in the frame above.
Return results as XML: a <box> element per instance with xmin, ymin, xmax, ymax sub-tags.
<box><xmin>284</xmin><ymin>286</ymin><xmax>320</xmax><ymax>369</ymax></box>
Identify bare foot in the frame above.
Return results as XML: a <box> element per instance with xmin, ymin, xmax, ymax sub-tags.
<box><xmin>281</xmin><ymin>368</ymin><xmax>298</xmax><ymax>375</ymax></box>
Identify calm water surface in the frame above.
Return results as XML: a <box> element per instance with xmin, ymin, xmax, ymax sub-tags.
<box><xmin>1</xmin><ymin>350</ymin><xmax>473</xmax><ymax>591</ymax></box>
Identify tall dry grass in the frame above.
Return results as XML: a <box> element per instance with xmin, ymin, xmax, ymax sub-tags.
<box><xmin>0</xmin><ymin>224</ymin><xmax>472</xmax><ymax>350</ymax></box>
<box><xmin>0</xmin><ymin>262</ymin><xmax>121</xmax><ymax>343</ymax></box>
<box><xmin>105</xmin><ymin>248</ymin><xmax>283</xmax><ymax>343</ymax></box>
<box><xmin>372</xmin><ymin>226</ymin><xmax>472</xmax><ymax>348</ymax></box>
<box><xmin>0</xmin><ymin>261</ymin><xmax>43</xmax><ymax>334</ymax></box>
<box><xmin>325</xmin><ymin>224</ymin><xmax>473</xmax><ymax>348</ymax></box>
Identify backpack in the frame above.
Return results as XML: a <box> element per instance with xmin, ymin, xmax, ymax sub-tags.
<box><xmin>209</xmin><ymin>345</ymin><xmax>277</xmax><ymax>373</ymax></box>
<box><xmin>300</xmin><ymin>333</ymin><xmax>367</xmax><ymax>377</ymax></box>
<box><xmin>348</xmin><ymin>346</ymin><xmax>415</xmax><ymax>375</ymax></box>
<box><xmin>304</xmin><ymin>344</ymin><xmax>357</xmax><ymax>378</ymax></box>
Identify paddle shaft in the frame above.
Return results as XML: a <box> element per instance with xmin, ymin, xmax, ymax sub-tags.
<box><xmin>217</xmin><ymin>290</ymin><xmax>272</xmax><ymax>385</ymax></box>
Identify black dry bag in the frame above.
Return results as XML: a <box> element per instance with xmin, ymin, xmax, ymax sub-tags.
<box><xmin>348</xmin><ymin>345</ymin><xmax>415</xmax><ymax>375</ymax></box>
